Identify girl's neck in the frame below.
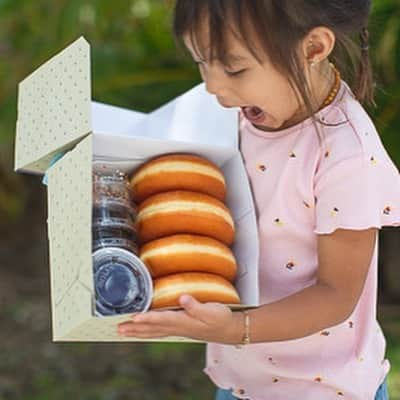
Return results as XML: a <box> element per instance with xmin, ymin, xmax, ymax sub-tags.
<box><xmin>253</xmin><ymin>61</ymin><xmax>338</xmax><ymax>132</ymax></box>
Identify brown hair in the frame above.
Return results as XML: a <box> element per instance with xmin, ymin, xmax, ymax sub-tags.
<box><xmin>172</xmin><ymin>0</ymin><xmax>375</xmax><ymax>123</ymax></box>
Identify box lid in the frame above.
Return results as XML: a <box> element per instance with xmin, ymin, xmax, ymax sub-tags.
<box><xmin>130</xmin><ymin>82</ymin><xmax>239</xmax><ymax>148</ymax></box>
<box><xmin>14</xmin><ymin>36</ymin><xmax>91</xmax><ymax>174</ymax></box>
<box><xmin>90</xmin><ymin>82</ymin><xmax>239</xmax><ymax>149</ymax></box>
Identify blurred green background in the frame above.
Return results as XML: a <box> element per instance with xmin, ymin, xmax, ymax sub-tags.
<box><xmin>0</xmin><ymin>0</ymin><xmax>399</xmax><ymax>399</ymax></box>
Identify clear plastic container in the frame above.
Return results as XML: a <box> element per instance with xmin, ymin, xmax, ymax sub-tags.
<box><xmin>93</xmin><ymin>171</ymin><xmax>133</xmax><ymax>206</ymax></box>
<box><xmin>91</xmin><ymin>170</ymin><xmax>149</xmax><ymax>316</ymax></box>
<box><xmin>93</xmin><ymin>199</ymin><xmax>137</xmax><ymax>220</ymax></box>
<box><xmin>92</xmin><ymin>224</ymin><xmax>139</xmax><ymax>255</ymax></box>
<box><xmin>93</xmin><ymin>247</ymin><xmax>153</xmax><ymax>315</ymax></box>
<box><xmin>92</xmin><ymin>172</ymin><xmax>138</xmax><ymax>253</ymax></box>
<box><xmin>92</xmin><ymin>203</ymin><xmax>137</xmax><ymax>230</ymax></box>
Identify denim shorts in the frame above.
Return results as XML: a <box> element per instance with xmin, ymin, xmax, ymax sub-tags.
<box><xmin>215</xmin><ymin>378</ymin><xmax>389</xmax><ymax>400</ymax></box>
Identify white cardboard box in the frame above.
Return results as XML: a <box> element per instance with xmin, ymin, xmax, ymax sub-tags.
<box><xmin>14</xmin><ymin>36</ymin><xmax>259</xmax><ymax>342</ymax></box>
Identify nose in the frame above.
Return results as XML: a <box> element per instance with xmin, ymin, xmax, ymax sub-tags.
<box><xmin>202</xmin><ymin>69</ymin><xmax>227</xmax><ymax>97</ymax></box>
<box><xmin>205</xmin><ymin>77</ymin><xmax>222</xmax><ymax>96</ymax></box>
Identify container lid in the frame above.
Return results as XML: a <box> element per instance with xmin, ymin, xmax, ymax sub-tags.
<box><xmin>92</xmin><ymin>238</ymin><xmax>139</xmax><ymax>255</ymax></box>
<box><xmin>14</xmin><ymin>36</ymin><xmax>92</xmax><ymax>174</ymax></box>
<box><xmin>92</xmin><ymin>218</ymin><xmax>137</xmax><ymax>232</ymax></box>
<box><xmin>92</xmin><ymin>199</ymin><xmax>137</xmax><ymax>218</ymax></box>
<box><xmin>92</xmin><ymin>247</ymin><xmax>153</xmax><ymax>315</ymax></box>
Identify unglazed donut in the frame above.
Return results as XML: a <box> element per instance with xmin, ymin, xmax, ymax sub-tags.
<box><xmin>151</xmin><ymin>272</ymin><xmax>240</xmax><ymax>309</ymax></box>
<box><xmin>130</xmin><ymin>153</ymin><xmax>226</xmax><ymax>202</ymax></box>
<box><xmin>136</xmin><ymin>190</ymin><xmax>235</xmax><ymax>245</ymax></box>
<box><xmin>140</xmin><ymin>234</ymin><xmax>237</xmax><ymax>281</ymax></box>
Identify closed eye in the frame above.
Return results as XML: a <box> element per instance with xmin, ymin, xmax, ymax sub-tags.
<box><xmin>194</xmin><ymin>60</ymin><xmax>247</xmax><ymax>77</ymax></box>
<box><xmin>224</xmin><ymin>69</ymin><xmax>247</xmax><ymax>77</ymax></box>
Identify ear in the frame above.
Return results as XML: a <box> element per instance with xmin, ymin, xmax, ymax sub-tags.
<box><xmin>301</xmin><ymin>26</ymin><xmax>336</xmax><ymax>66</ymax></box>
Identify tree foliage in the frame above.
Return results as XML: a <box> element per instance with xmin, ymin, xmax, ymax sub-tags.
<box><xmin>0</xmin><ymin>0</ymin><xmax>399</xmax><ymax>219</ymax></box>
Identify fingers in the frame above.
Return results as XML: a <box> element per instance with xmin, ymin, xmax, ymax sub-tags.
<box><xmin>117</xmin><ymin>310</ymin><xmax>186</xmax><ymax>338</ymax></box>
<box><xmin>130</xmin><ymin>310</ymin><xmax>180</xmax><ymax>324</ymax></box>
<box><xmin>179</xmin><ymin>295</ymin><xmax>232</xmax><ymax>326</ymax></box>
<box><xmin>179</xmin><ymin>295</ymin><xmax>207</xmax><ymax>321</ymax></box>
<box><xmin>116</xmin><ymin>303</ymin><xmax>232</xmax><ymax>342</ymax></box>
<box><xmin>118</xmin><ymin>322</ymin><xmax>170</xmax><ymax>338</ymax></box>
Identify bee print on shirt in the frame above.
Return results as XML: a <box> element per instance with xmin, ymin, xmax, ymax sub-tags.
<box><xmin>337</xmin><ymin>391</ymin><xmax>345</xmax><ymax>396</ymax></box>
<box><xmin>303</xmin><ymin>201</ymin><xmax>311</xmax><ymax>208</ymax></box>
<box><xmin>274</xmin><ymin>218</ymin><xmax>284</xmax><ymax>227</ymax></box>
<box><xmin>370</xmin><ymin>156</ymin><xmax>377</xmax><ymax>165</ymax></box>
<box><xmin>321</xmin><ymin>331</ymin><xmax>330</xmax><ymax>336</ymax></box>
<box><xmin>286</xmin><ymin>261</ymin><xmax>295</xmax><ymax>270</ymax></box>
<box><xmin>324</xmin><ymin>150</ymin><xmax>330</xmax><ymax>158</ymax></box>
<box><xmin>257</xmin><ymin>164</ymin><xmax>266</xmax><ymax>172</ymax></box>
<box><xmin>383</xmin><ymin>206</ymin><xmax>391</xmax><ymax>215</ymax></box>
<box><xmin>314</xmin><ymin>377</ymin><xmax>323</xmax><ymax>383</ymax></box>
<box><xmin>348</xmin><ymin>321</ymin><xmax>354</xmax><ymax>328</ymax></box>
<box><xmin>289</xmin><ymin>152</ymin><xmax>296</xmax><ymax>158</ymax></box>
<box><xmin>330</xmin><ymin>207</ymin><xmax>339</xmax><ymax>217</ymax></box>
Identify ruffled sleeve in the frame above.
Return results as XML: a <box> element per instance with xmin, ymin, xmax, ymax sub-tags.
<box><xmin>313</xmin><ymin>154</ymin><xmax>400</xmax><ymax>234</ymax></box>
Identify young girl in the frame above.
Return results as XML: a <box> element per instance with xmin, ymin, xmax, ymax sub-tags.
<box><xmin>117</xmin><ymin>1</ymin><xmax>400</xmax><ymax>399</ymax></box>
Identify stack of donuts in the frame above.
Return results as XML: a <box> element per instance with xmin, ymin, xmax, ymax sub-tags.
<box><xmin>129</xmin><ymin>153</ymin><xmax>241</xmax><ymax>309</ymax></box>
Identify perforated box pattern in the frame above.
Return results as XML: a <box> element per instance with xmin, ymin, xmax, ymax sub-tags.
<box><xmin>15</xmin><ymin>36</ymin><xmax>91</xmax><ymax>173</ymax></box>
<box><xmin>47</xmin><ymin>135</ymin><xmax>93</xmax><ymax>340</ymax></box>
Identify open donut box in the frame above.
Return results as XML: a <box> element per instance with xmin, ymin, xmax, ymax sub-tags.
<box><xmin>14</xmin><ymin>36</ymin><xmax>260</xmax><ymax>343</ymax></box>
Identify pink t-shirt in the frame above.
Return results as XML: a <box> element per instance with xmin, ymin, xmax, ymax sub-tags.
<box><xmin>203</xmin><ymin>81</ymin><xmax>400</xmax><ymax>400</ymax></box>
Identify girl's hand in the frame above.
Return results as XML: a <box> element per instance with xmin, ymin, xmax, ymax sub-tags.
<box><xmin>117</xmin><ymin>294</ymin><xmax>241</xmax><ymax>344</ymax></box>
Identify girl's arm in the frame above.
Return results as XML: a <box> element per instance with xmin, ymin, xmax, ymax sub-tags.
<box><xmin>228</xmin><ymin>228</ymin><xmax>377</xmax><ymax>344</ymax></box>
<box><xmin>117</xmin><ymin>228</ymin><xmax>377</xmax><ymax>344</ymax></box>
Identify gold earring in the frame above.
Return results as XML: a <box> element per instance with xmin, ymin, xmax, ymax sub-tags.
<box><xmin>308</xmin><ymin>41</ymin><xmax>318</xmax><ymax>67</ymax></box>
<box><xmin>309</xmin><ymin>59</ymin><xmax>318</xmax><ymax>67</ymax></box>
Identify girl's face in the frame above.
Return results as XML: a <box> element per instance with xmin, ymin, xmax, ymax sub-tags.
<box><xmin>183</xmin><ymin>27</ymin><xmax>316</xmax><ymax>131</ymax></box>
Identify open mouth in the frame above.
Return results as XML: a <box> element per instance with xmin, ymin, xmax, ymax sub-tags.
<box><xmin>241</xmin><ymin>106</ymin><xmax>266</xmax><ymax>124</ymax></box>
